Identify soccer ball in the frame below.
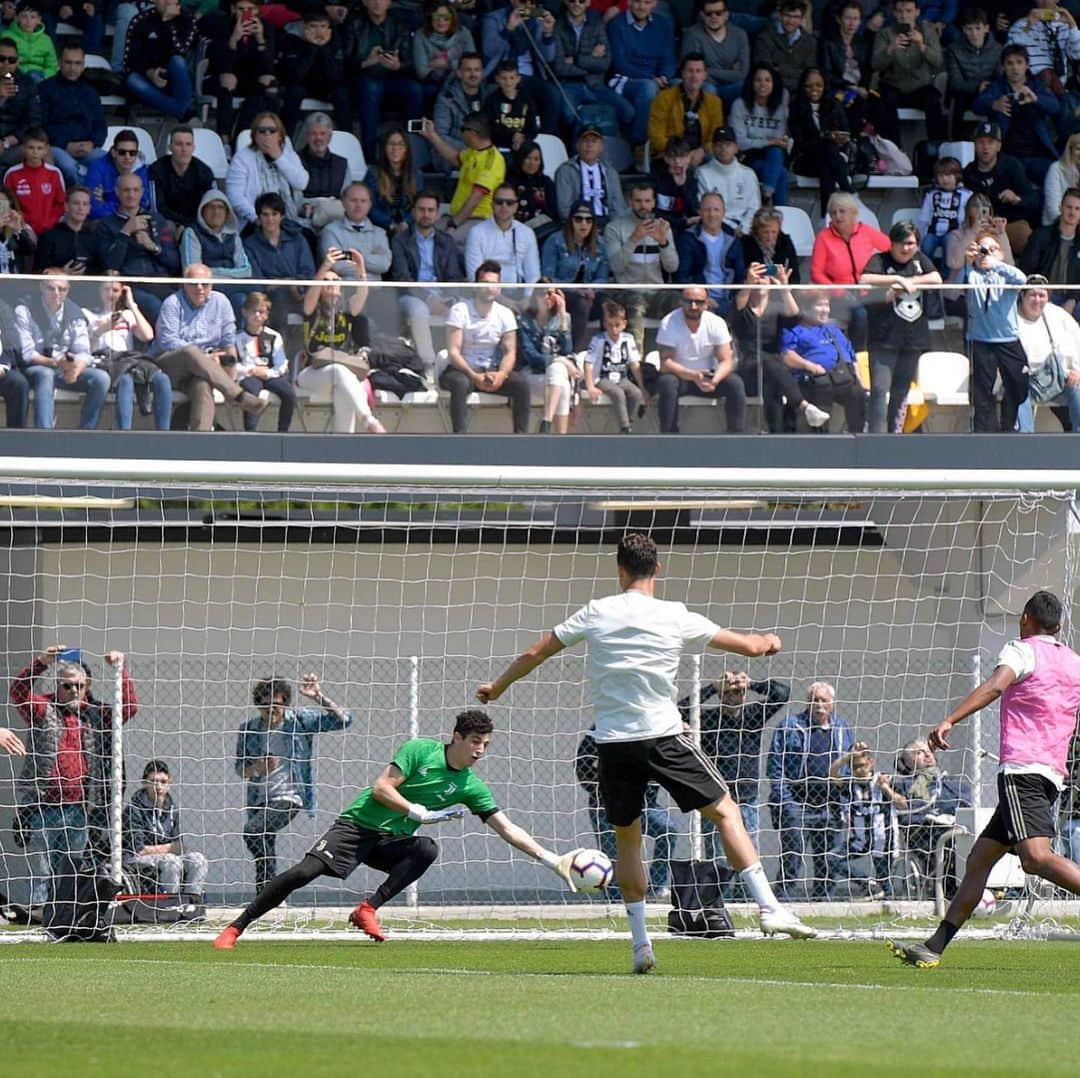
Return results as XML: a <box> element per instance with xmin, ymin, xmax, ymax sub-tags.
<box><xmin>569</xmin><ymin>848</ymin><xmax>614</xmax><ymax>892</ymax></box>
<box><xmin>973</xmin><ymin>889</ymin><xmax>997</xmax><ymax>918</ymax></box>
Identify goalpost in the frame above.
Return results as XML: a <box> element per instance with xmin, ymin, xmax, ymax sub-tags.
<box><xmin>0</xmin><ymin>459</ymin><xmax>1077</xmax><ymax>938</ymax></box>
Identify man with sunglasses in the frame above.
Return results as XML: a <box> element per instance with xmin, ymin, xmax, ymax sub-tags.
<box><xmin>7</xmin><ymin>643</ymin><xmax>138</xmax><ymax>919</ymax></box>
<box><xmin>0</xmin><ymin>35</ymin><xmax>41</xmax><ymax>168</ymax></box>
<box><xmin>464</xmin><ymin>182</ymin><xmax>540</xmax><ymax>302</ymax></box>
<box><xmin>681</xmin><ymin>1</ymin><xmax>749</xmax><ymax>108</ymax></box>
<box><xmin>85</xmin><ymin>129</ymin><xmax>152</xmax><ymax>221</ymax></box>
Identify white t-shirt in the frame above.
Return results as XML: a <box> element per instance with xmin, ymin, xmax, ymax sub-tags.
<box><xmin>996</xmin><ymin>634</ymin><xmax>1063</xmax><ymax>786</ymax></box>
<box><xmin>554</xmin><ymin>590</ymin><xmax>720</xmax><ymax>742</ymax></box>
<box><xmin>446</xmin><ymin>298</ymin><xmax>517</xmax><ymax>372</ymax></box>
<box><xmin>656</xmin><ymin>308</ymin><xmax>732</xmax><ymax>372</ymax></box>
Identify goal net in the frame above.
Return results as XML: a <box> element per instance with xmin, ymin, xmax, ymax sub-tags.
<box><xmin>0</xmin><ymin>462</ymin><xmax>1077</xmax><ymax>937</ymax></box>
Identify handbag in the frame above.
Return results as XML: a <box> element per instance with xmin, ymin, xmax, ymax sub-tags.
<box><xmin>1029</xmin><ymin>315</ymin><xmax>1068</xmax><ymax>403</ymax></box>
<box><xmin>308</xmin><ymin>346</ymin><xmax>371</xmax><ymax>379</ymax></box>
<box><xmin>869</xmin><ymin>133</ymin><xmax>913</xmax><ymax>176</ymax></box>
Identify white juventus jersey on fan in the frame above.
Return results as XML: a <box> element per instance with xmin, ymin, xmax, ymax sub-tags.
<box><xmin>554</xmin><ymin>591</ymin><xmax>720</xmax><ymax>743</ymax></box>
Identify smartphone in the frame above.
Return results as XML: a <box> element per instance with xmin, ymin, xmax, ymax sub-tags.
<box><xmin>764</xmin><ymin>262</ymin><xmax>778</xmax><ymax>277</ymax></box>
<box><xmin>332</xmin><ymin>250</ymin><xmax>351</xmax><ymax>260</ymax></box>
<box><xmin>407</xmin><ymin>119</ymin><xmax>426</xmax><ymax>133</ymax></box>
<box><xmin>1040</xmin><ymin>7</ymin><xmax>1056</xmax><ymax>19</ymax></box>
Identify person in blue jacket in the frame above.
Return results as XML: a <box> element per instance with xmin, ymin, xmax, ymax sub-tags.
<box><xmin>235</xmin><ymin>673</ymin><xmax>352</xmax><ymax>896</ymax></box>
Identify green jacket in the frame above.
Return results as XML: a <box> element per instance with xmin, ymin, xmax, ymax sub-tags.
<box><xmin>5</xmin><ymin>23</ymin><xmax>58</xmax><ymax>78</ymax></box>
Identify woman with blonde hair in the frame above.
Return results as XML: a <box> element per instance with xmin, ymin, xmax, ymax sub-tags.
<box><xmin>945</xmin><ymin>193</ymin><xmax>1013</xmax><ymax>286</ymax></box>
<box><xmin>1044</xmin><ymin>134</ymin><xmax>1080</xmax><ymax>226</ymax></box>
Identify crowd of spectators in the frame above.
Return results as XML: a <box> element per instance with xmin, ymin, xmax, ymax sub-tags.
<box><xmin>0</xmin><ymin>0</ymin><xmax>1074</xmax><ymax>431</ymax></box>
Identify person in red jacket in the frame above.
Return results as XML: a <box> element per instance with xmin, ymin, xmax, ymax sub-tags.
<box><xmin>3</xmin><ymin>126</ymin><xmax>65</xmax><ymax>235</ymax></box>
<box><xmin>8</xmin><ymin>643</ymin><xmax>138</xmax><ymax>918</ymax></box>
<box><xmin>809</xmin><ymin>191</ymin><xmax>889</xmax><ymax>351</ymax></box>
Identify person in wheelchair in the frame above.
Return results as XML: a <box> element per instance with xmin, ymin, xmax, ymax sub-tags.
<box><xmin>889</xmin><ymin>738</ymin><xmax>973</xmax><ymax>898</ymax></box>
<box><xmin>122</xmin><ymin>759</ymin><xmax>208</xmax><ymax>903</ymax></box>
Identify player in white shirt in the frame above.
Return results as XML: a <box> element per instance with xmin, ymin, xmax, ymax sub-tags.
<box><xmin>478</xmin><ymin>532</ymin><xmax>815</xmax><ymax>974</ymax></box>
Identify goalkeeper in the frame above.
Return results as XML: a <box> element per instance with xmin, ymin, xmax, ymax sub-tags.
<box><xmin>214</xmin><ymin>709</ymin><xmax>578</xmax><ymax>948</ymax></box>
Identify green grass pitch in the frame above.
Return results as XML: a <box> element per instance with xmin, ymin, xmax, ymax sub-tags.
<box><xmin>1</xmin><ymin>936</ymin><xmax>1077</xmax><ymax>1077</ymax></box>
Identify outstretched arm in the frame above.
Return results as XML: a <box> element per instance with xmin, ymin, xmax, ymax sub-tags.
<box><xmin>485</xmin><ymin>810</ymin><xmax>578</xmax><ymax>891</ymax></box>
<box><xmin>476</xmin><ymin>632</ymin><xmax>565</xmax><ymax>703</ymax></box>
<box><xmin>929</xmin><ymin>665</ymin><xmax>1016</xmax><ymax>751</ymax></box>
<box><xmin>708</xmin><ymin>628</ymin><xmax>782</xmax><ymax>657</ymax></box>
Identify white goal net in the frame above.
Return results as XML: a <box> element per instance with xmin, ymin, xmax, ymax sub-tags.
<box><xmin>0</xmin><ymin>463</ymin><xmax>1077</xmax><ymax>935</ymax></box>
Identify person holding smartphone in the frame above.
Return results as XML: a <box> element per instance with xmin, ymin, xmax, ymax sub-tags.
<box><xmin>871</xmin><ymin>0</ymin><xmax>946</xmax><ymax>143</ymax></box>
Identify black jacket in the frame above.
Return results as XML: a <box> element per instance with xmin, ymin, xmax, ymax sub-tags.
<box><xmin>1019</xmin><ymin>218</ymin><xmax>1080</xmax><ymax>286</ymax></box>
<box><xmin>148</xmin><ymin>156</ymin><xmax>216</xmax><ymax>228</ymax></box>
<box><xmin>299</xmin><ymin>147</ymin><xmax>348</xmax><ymax>201</ymax></box>
<box><xmin>821</xmin><ymin>32</ymin><xmax>874</xmax><ymax>95</ymax></box>
<box><xmin>739</xmin><ymin>231</ymin><xmax>801</xmax><ymax>284</ymax></box>
<box><xmin>389</xmin><ymin>226</ymin><xmax>464</xmax><ymax>295</ymax></box>
<box><xmin>0</xmin><ymin>74</ymin><xmax>42</xmax><ymax>141</ymax></box>
<box><xmin>33</xmin><ymin>219</ymin><xmax>100</xmax><ymax>273</ymax></box>
<box><xmin>788</xmin><ymin>94</ymin><xmax>851</xmax><ymax>161</ymax></box>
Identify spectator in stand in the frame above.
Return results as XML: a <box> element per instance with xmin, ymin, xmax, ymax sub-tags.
<box><xmin>85</xmin><ymin>129</ymin><xmax>152</xmax><ymax>221</ymax></box>
<box><xmin>478</xmin><ymin>0</ymin><xmax>560</xmax><ymax>138</ymax></box>
<box><xmin>729</xmin><ymin>62</ymin><xmax>791</xmax><ymax>207</ymax></box>
<box><xmin>541</xmin><ymin>198</ymin><xmax>609</xmax><ymax>352</ymax></box>
<box><xmin>203</xmin><ymin>0</ymin><xmax>281</xmax><ymax>143</ymax></box>
<box><xmin>517</xmin><ymin>280</ymin><xmax>582</xmax><ymax>434</ymax></box>
<box><xmin>278</xmin><ymin>8</ymin><xmax>351</xmax><ymax>138</ymax></box>
<box><xmin>82</xmin><ymin>278</ymin><xmax>172</xmax><ymax>432</ymax></box>
<box><xmin>1045</xmin><ymin>134</ymin><xmax>1080</xmax><ymax>227</ymax></box>
<box><xmin>859</xmin><ymin>220</ymin><xmax>942</xmax><ymax>434</ymax></box>
<box><xmin>553</xmin><ymin>125</ymin><xmax>626</xmax><ymax>229</ymax></box>
<box><xmin>297</xmin><ymin>258</ymin><xmax>387</xmax><ymax>434</ymax></box>
<box><xmin>675</xmin><ymin>191</ymin><xmax>744</xmax><ymax>315</ymax></box>
<box><xmin>2</xmin><ymin>126</ymin><xmax>62</xmax><ymax>236</ymax></box>
<box><xmin>234</xmin><ymin>290</ymin><xmax>293</xmax><ymax>432</ymax></box>
<box><xmin>441</xmin><ymin>260</ymin><xmax>529</xmax><ymax>434</ymax></box>
<box><xmin>226</xmin><ymin>112</ymin><xmax>310</xmax><ymax>231</ymax></box>
<box><xmin>421</xmin><ymin>112</ymin><xmax>504</xmax><ymax>241</ymax></box>
<box><xmin>0</xmin><ymin>295</ymin><xmax>28</xmax><ymax>426</ymax></box>
<box><xmin>605</xmin><ymin>180</ymin><xmax>679</xmax><ymax>353</ymax></box>
<box><xmin>37</xmin><ymin>43</ymin><xmax>106</xmax><ymax>188</ymax></box>
<box><xmin>9</xmin><ymin>645</ymin><xmax>136</xmax><ymax>915</ymax></box>
<box><xmin>946</xmin><ymin>8</ymin><xmax>1001</xmax><ymax>139</ymax></box>
<box><xmin>348</xmin><ymin>0</ymin><xmax>422</xmax><ymax>159</ymax></box>
<box><xmin>681</xmin><ymin>0</ymin><xmax>749</xmax><ymax>109</ymax></box>
<box><xmin>0</xmin><ymin>35</ymin><xmax>41</xmax><ymax>168</ymax></box>
<box><xmin>579</xmin><ymin>298</ymin><xmax>644</xmax><ymax>434</ymax></box>
<box><xmin>1019</xmin><ymin>188</ymin><xmax>1080</xmax><ymax>315</ymax></box>
<box><xmin>5</xmin><ymin>1</ymin><xmax>55</xmax><ymax>84</ymax></box>
<box><xmin>243</xmin><ymin>191</ymin><xmax>316</xmax><ymax>326</ymax></box>
<box><xmin>413</xmin><ymin>2</ymin><xmax>475</xmax><ymax>112</ymax></box>
<box><xmin>788</xmin><ymin>68</ymin><xmax>854</xmax><ymax>213</ymax></box>
<box><xmin>810</xmin><ymin>191</ymin><xmax>890</xmax><ymax>351</ymax></box>
<box><xmin>123</xmin><ymin>760</ymin><xmax>208</xmax><ymax>902</ymax></box>
<box><xmin>767</xmin><ymin>680</ymin><xmax>854</xmax><ymax>900</ymax></box>
<box><xmin>296</xmin><ymin>112</ymin><xmax>348</xmax><ymax>231</ymax></box>
<box><xmin>506</xmin><ymin>140</ymin><xmax>557</xmax><ymax>236</ymax></box>
<box><xmin>319</xmin><ymin>182</ymin><xmax>393</xmax><ymax>283</ymax></box>
<box><xmin>431</xmin><ymin>52</ymin><xmax>488</xmax><ymax>174</ymax></box>
<box><xmin>122</xmin><ymin>0</ymin><xmax>198</xmax><ymax>120</ymax></box>
<box><xmin>1005</xmin><ymin>0</ymin><xmax>1080</xmax><ymax>120</ymax></box>
<box><xmin>485</xmin><ymin>59</ymin><xmax>540</xmax><ymax>154</ymax></box>
<box><xmin>552</xmin><ymin>0</ymin><xmax>633</xmax><ymax>131</ymax></box>
<box><xmin>1015</xmin><ymin>274</ymin><xmax>1080</xmax><ymax>433</ymax></box>
<box><xmin>651</xmin><ymin>138</ymin><xmax>699</xmax><ymax>237</ymax></box>
<box><xmin>463</xmin><ymin>180</ymin><xmax>540</xmax><ymax>294</ymax></box>
<box><xmin>96</xmin><ymin>173</ymin><xmax>179</xmax><ymax>322</ymax></box>
<box><xmin>821</xmin><ymin>1</ymin><xmax>884</xmax><ymax>139</ymax></box>
<box><xmin>0</xmin><ymin>186</ymin><xmax>33</xmax><ymax>271</ymax></box>
<box><xmin>15</xmin><ymin>272</ymin><xmax>110</xmax><ymax>428</ymax></box>
<box><xmin>648</xmin><ymin>53</ymin><xmax>724</xmax><ymax>170</ymax></box>
<box><xmin>154</xmin><ymin>263</ymin><xmax>271</xmax><ymax>431</ymax></box>
<box><xmin>235</xmin><ymin>673</ymin><xmax>352</xmax><ymax>896</ymax></box>
<box><xmin>962</xmin><ymin>120</ymin><xmax>1039</xmax><ymax>256</ymax></box>
<box><xmin>918</xmin><ymin>156</ymin><xmax>970</xmax><ymax>265</ymax></box>
<box><xmin>973</xmin><ymin>44</ymin><xmax>1058</xmax><ymax>186</ymax></box>
<box><xmin>656</xmin><ymin>284</ymin><xmax>746</xmax><ymax>433</ymax></box>
<box><xmin>741</xmin><ymin>204</ymin><xmax>798</xmax><ymax>277</ymax></box>
<box><xmin>389</xmin><ymin>189</ymin><xmax>463</xmax><ymax>372</ymax></box>
<box><xmin>179</xmin><ymin>189</ymin><xmax>252</xmax><ymax>285</ymax></box>
<box><xmin>781</xmin><ymin>291</ymin><xmax>867</xmax><ymax>432</ymax></box>
<box><xmin>945</xmin><ymin>191</ymin><xmax>1012</xmax><ymax>284</ymax></box>
<box><xmin>33</xmin><ymin>183</ymin><xmax>96</xmax><ymax>272</ymax></box>
<box><xmin>962</xmin><ymin>230</ymin><xmax>1029</xmax><ymax>431</ymax></box>
<box><xmin>752</xmin><ymin>0</ymin><xmax>816</xmax><ymax>94</ymax></box>
<box><xmin>148</xmin><ymin>126</ymin><xmax>215</xmax><ymax>231</ymax></box>
<box><xmin>363</xmin><ymin>127</ymin><xmax>420</xmax><ymax>238</ymax></box>
<box><xmin>871</xmin><ymin>0</ymin><xmax>946</xmax><ymax>143</ymax></box>
<box><xmin>40</xmin><ymin>0</ymin><xmax>103</xmax><ymax>57</ymax></box>
<box><xmin>606</xmin><ymin>0</ymin><xmax>677</xmax><ymax>156</ymax></box>
<box><xmin>697</xmin><ymin>125</ymin><xmax>760</xmax><ymax>234</ymax></box>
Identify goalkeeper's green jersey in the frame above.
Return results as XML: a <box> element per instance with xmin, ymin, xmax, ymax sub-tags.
<box><xmin>340</xmin><ymin>737</ymin><xmax>498</xmax><ymax>836</ymax></box>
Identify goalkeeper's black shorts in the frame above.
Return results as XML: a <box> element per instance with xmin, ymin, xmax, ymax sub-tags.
<box><xmin>307</xmin><ymin>819</ymin><xmax>433</xmax><ymax>879</ymax></box>
<box><xmin>597</xmin><ymin>732</ymin><xmax>728</xmax><ymax>828</ymax></box>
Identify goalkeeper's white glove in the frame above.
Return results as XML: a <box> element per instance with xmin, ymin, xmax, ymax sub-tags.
<box><xmin>539</xmin><ymin>847</ymin><xmax>580</xmax><ymax>892</ymax></box>
<box><xmin>406</xmin><ymin>802</ymin><xmax>468</xmax><ymax>825</ymax></box>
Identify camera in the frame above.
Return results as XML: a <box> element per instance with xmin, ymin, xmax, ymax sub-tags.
<box><xmin>977</xmin><ymin>244</ymin><xmax>992</xmax><ymax>256</ymax></box>
<box><xmin>407</xmin><ymin>119</ymin><xmax>426</xmax><ymax>133</ymax></box>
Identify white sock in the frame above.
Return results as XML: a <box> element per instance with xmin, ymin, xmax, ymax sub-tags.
<box><xmin>740</xmin><ymin>861</ymin><xmax>780</xmax><ymax>914</ymax></box>
<box><xmin>624</xmin><ymin>899</ymin><xmax>650</xmax><ymax>950</ymax></box>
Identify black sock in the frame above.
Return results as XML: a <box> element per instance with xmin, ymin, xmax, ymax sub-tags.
<box><xmin>368</xmin><ymin>840</ymin><xmax>438</xmax><ymax>909</ymax></box>
<box><xmin>233</xmin><ymin>854</ymin><xmax>327</xmax><ymax>932</ymax></box>
<box><xmin>925</xmin><ymin>919</ymin><xmax>960</xmax><ymax>955</ymax></box>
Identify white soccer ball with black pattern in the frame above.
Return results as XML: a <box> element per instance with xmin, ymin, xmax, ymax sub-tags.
<box><xmin>569</xmin><ymin>848</ymin><xmax>613</xmax><ymax>892</ymax></box>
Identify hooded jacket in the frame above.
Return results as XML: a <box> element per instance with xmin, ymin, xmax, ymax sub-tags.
<box><xmin>5</xmin><ymin>21</ymin><xmax>57</xmax><ymax>78</ymax></box>
<box><xmin>179</xmin><ymin>188</ymin><xmax>252</xmax><ymax>278</ymax></box>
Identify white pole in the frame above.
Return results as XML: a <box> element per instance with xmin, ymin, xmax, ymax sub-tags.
<box><xmin>406</xmin><ymin>655</ymin><xmax>419</xmax><ymax>912</ymax></box>
<box><xmin>109</xmin><ymin>658</ymin><xmax>124</xmax><ymax>886</ymax></box>
<box><xmin>971</xmin><ymin>653</ymin><xmax>982</xmax><ymax>811</ymax></box>
<box><xmin>688</xmin><ymin>655</ymin><xmax>702</xmax><ymax>861</ymax></box>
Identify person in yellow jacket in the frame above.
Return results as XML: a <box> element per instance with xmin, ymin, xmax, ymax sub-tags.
<box><xmin>647</xmin><ymin>53</ymin><xmax>724</xmax><ymax>168</ymax></box>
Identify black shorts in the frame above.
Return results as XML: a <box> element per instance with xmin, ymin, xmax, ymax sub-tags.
<box><xmin>980</xmin><ymin>772</ymin><xmax>1060</xmax><ymax>848</ymax></box>
<box><xmin>597</xmin><ymin>732</ymin><xmax>728</xmax><ymax>827</ymax></box>
<box><xmin>307</xmin><ymin>818</ymin><xmax>435</xmax><ymax>879</ymax></box>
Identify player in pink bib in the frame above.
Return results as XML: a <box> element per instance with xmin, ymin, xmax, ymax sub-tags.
<box><xmin>891</xmin><ymin>590</ymin><xmax>1080</xmax><ymax>968</ymax></box>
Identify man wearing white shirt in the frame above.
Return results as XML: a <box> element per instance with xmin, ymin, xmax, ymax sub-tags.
<box><xmin>440</xmin><ymin>260</ymin><xmax>531</xmax><ymax>433</ymax></box>
<box><xmin>656</xmin><ymin>285</ymin><xmax>746</xmax><ymax>432</ymax></box>
<box><xmin>696</xmin><ymin>125</ymin><xmax>761</xmax><ymax>233</ymax></box>
<box><xmin>319</xmin><ymin>183</ymin><xmax>393</xmax><ymax>281</ymax></box>
<box><xmin>464</xmin><ymin>184</ymin><xmax>540</xmax><ymax>305</ymax></box>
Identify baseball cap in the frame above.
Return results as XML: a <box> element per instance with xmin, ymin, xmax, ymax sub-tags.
<box><xmin>568</xmin><ymin>199</ymin><xmax>594</xmax><ymax>218</ymax></box>
<box><xmin>576</xmin><ymin>124</ymin><xmax>604</xmax><ymax>140</ymax></box>
<box><xmin>974</xmin><ymin>121</ymin><xmax>1002</xmax><ymax>141</ymax></box>
<box><xmin>711</xmin><ymin>125</ymin><xmax>738</xmax><ymax>145</ymax></box>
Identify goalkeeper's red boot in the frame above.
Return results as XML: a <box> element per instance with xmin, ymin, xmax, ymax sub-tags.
<box><xmin>349</xmin><ymin>900</ymin><xmax>386</xmax><ymax>942</ymax></box>
<box><xmin>213</xmin><ymin>925</ymin><xmax>241</xmax><ymax>950</ymax></box>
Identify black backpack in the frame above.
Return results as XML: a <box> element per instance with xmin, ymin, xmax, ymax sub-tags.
<box><xmin>44</xmin><ymin>864</ymin><xmax>121</xmax><ymax>943</ymax></box>
<box><xmin>667</xmin><ymin>859</ymin><xmax>735</xmax><ymax>939</ymax></box>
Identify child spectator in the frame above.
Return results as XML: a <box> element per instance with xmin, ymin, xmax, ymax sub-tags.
<box><xmin>234</xmin><ymin>291</ymin><xmax>294</xmax><ymax>433</ymax></box>
<box><xmin>918</xmin><ymin>156</ymin><xmax>970</xmax><ymax>263</ymax></box>
<box><xmin>584</xmin><ymin>299</ymin><xmax>645</xmax><ymax>434</ymax></box>
<box><xmin>5</xmin><ymin>1</ymin><xmax>55</xmax><ymax>84</ymax></box>
<box><xmin>826</xmin><ymin>742</ymin><xmax>894</xmax><ymax>900</ymax></box>
<box><xmin>484</xmin><ymin>59</ymin><xmax>539</xmax><ymax>154</ymax></box>
<box><xmin>278</xmin><ymin>8</ymin><xmax>351</xmax><ymax>139</ymax></box>
<box><xmin>3</xmin><ymin>126</ymin><xmax>64</xmax><ymax>235</ymax></box>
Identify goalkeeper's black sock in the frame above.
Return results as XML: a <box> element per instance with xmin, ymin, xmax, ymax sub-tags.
<box><xmin>925</xmin><ymin>919</ymin><xmax>960</xmax><ymax>955</ymax></box>
<box><xmin>369</xmin><ymin>836</ymin><xmax>439</xmax><ymax>908</ymax></box>
<box><xmin>233</xmin><ymin>855</ymin><xmax>327</xmax><ymax>931</ymax></box>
